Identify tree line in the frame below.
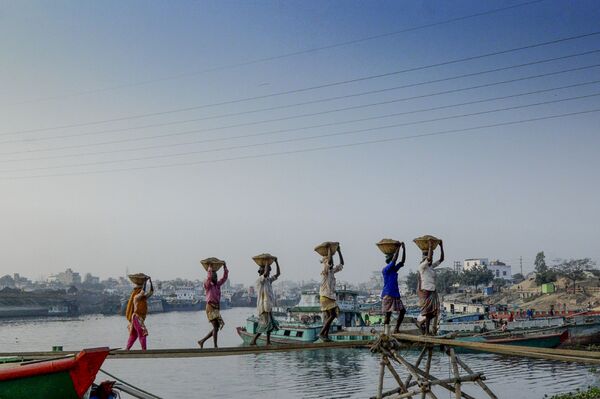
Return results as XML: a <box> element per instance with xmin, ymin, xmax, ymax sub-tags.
<box><xmin>403</xmin><ymin>251</ymin><xmax>597</xmax><ymax>295</ymax></box>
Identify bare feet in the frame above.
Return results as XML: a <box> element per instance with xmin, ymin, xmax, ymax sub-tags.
<box><xmin>318</xmin><ymin>334</ymin><xmax>331</xmax><ymax>342</ymax></box>
<box><xmin>198</xmin><ymin>340</ymin><xmax>204</xmax><ymax>349</ymax></box>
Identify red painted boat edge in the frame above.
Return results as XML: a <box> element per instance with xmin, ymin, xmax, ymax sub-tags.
<box><xmin>0</xmin><ymin>347</ymin><xmax>109</xmax><ymax>397</ymax></box>
<box><xmin>69</xmin><ymin>348</ymin><xmax>110</xmax><ymax>397</ymax></box>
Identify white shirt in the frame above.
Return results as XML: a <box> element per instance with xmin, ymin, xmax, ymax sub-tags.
<box><xmin>320</xmin><ymin>263</ymin><xmax>343</xmax><ymax>300</ymax></box>
<box><xmin>418</xmin><ymin>259</ymin><xmax>441</xmax><ymax>291</ymax></box>
<box><xmin>256</xmin><ymin>274</ymin><xmax>278</xmax><ymax>314</ymax></box>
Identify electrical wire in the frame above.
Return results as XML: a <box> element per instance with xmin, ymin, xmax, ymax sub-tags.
<box><xmin>4</xmin><ymin>29</ymin><xmax>599</xmax><ymax>136</ymax></box>
<box><xmin>3</xmin><ymin>106</ymin><xmax>598</xmax><ymax>179</ymax></box>
<box><xmin>8</xmin><ymin>0</ymin><xmax>548</xmax><ymax>106</ymax></box>
<box><xmin>2</xmin><ymin>79</ymin><xmax>599</xmax><ymax>163</ymax></box>
<box><xmin>4</xmin><ymin>48</ymin><xmax>599</xmax><ymax>145</ymax></box>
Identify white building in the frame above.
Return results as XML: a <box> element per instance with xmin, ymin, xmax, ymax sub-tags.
<box><xmin>488</xmin><ymin>260</ymin><xmax>512</xmax><ymax>281</ymax></box>
<box><xmin>463</xmin><ymin>258</ymin><xmax>512</xmax><ymax>281</ymax></box>
<box><xmin>463</xmin><ymin>258</ymin><xmax>489</xmax><ymax>270</ymax></box>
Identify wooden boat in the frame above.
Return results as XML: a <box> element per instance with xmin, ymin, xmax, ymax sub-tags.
<box><xmin>0</xmin><ymin>347</ymin><xmax>109</xmax><ymax>399</ymax></box>
<box><xmin>456</xmin><ymin>330</ymin><xmax>568</xmax><ymax>349</ymax></box>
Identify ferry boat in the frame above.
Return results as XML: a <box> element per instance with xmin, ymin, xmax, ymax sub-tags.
<box><xmin>236</xmin><ymin>290</ymin><xmax>417</xmax><ymax>344</ymax></box>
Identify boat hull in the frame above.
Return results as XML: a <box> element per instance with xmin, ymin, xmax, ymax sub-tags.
<box><xmin>0</xmin><ymin>347</ymin><xmax>109</xmax><ymax>399</ymax></box>
<box><xmin>456</xmin><ymin>330</ymin><xmax>568</xmax><ymax>352</ymax></box>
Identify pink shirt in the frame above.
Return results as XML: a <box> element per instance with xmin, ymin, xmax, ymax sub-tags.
<box><xmin>204</xmin><ymin>267</ymin><xmax>228</xmax><ymax>305</ymax></box>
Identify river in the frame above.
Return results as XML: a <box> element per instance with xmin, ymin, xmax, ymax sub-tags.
<box><xmin>0</xmin><ymin>308</ymin><xmax>596</xmax><ymax>398</ymax></box>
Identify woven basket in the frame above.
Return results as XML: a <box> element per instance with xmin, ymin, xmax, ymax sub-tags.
<box><xmin>413</xmin><ymin>235</ymin><xmax>441</xmax><ymax>251</ymax></box>
<box><xmin>376</xmin><ymin>239</ymin><xmax>401</xmax><ymax>255</ymax></box>
<box><xmin>252</xmin><ymin>253</ymin><xmax>276</xmax><ymax>267</ymax></box>
<box><xmin>200</xmin><ymin>257</ymin><xmax>225</xmax><ymax>272</ymax></box>
<box><xmin>128</xmin><ymin>273</ymin><xmax>149</xmax><ymax>286</ymax></box>
<box><xmin>314</xmin><ymin>241</ymin><xmax>339</xmax><ymax>257</ymax></box>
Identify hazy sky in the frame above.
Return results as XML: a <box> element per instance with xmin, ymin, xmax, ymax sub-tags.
<box><xmin>0</xmin><ymin>0</ymin><xmax>599</xmax><ymax>285</ymax></box>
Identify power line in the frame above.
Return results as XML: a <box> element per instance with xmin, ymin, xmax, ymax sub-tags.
<box><xmin>3</xmin><ymin>92</ymin><xmax>598</xmax><ymax>174</ymax></box>
<box><xmin>5</xmin><ymin>48</ymin><xmax>599</xmax><ymax>145</ymax></box>
<box><xmin>3</xmin><ymin>107</ymin><xmax>598</xmax><ymax>180</ymax></box>
<box><xmin>7</xmin><ymin>0</ymin><xmax>548</xmax><ymax>106</ymax></box>
<box><xmin>4</xmin><ymin>79</ymin><xmax>599</xmax><ymax>164</ymax></box>
<box><xmin>5</xmin><ymin>29</ymin><xmax>599</xmax><ymax>136</ymax></box>
<box><xmin>3</xmin><ymin>62</ymin><xmax>599</xmax><ymax>155</ymax></box>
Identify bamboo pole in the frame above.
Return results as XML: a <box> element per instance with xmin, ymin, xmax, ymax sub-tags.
<box><xmin>421</xmin><ymin>347</ymin><xmax>433</xmax><ymax>399</ymax></box>
<box><xmin>377</xmin><ymin>356</ymin><xmax>387</xmax><ymax>399</ymax></box>
<box><xmin>449</xmin><ymin>348</ymin><xmax>461</xmax><ymax>399</ymax></box>
<box><xmin>384</xmin><ymin>356</ymin><xmax>408</xmax><ymax>394</ymax></box>
<box><xmin>453</xmin><ymin>353</ymin><xmax>498</xmax><ymax>399</ymax></box>
<box><xmin>0</xmin><ymin>341</ymin><xmax>371</xmax><ymax>361</ymax></box>
<box><xmin>404</xmin><ymin>345</ymin><xmax>428</xmax><ymax>388</ymax></box>
<box><xmin>392</xmin><ymin>334</ymin><xmax>600</xmax><ymax>364</ymax></box>
<box><xmin>390</xmin><ymin>350</ymin><xmax>477</xmax><ymax>399</ymax></box>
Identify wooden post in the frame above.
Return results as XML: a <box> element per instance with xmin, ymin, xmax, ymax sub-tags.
<box><xmin>388</xmin><ymin>349</ymin><xmax>477</xmax><ymax>399</ymax></box>
<box><xmin>453</xmin><ymin>353</ymin><xmax>498</xmax><ymax>399</ymax></box>
<box><xmin>377</xmin><ymin>355</ymin><xmax>386</xmax><ymax>399</ymax></box>
<box><xmin>449</xmin><ymin>348</ymin><xmax>461</xmax><ymax>399</ymax></box>
<box><xmin>421</xmin><ymin>346</ymin><xmax>433</xmax><ymax>399</ymax></box>
<box><xmin>383</xmin><ymin>356</ymin><xmax>408</xmax><ymax>394</ymax></box>
<box><xmin>405</xmin><ymin>346</ymin><xmax>428</xmax><ymax>388</ymax></box>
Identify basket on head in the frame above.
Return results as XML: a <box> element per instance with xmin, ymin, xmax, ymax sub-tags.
<box><xmin>252</xmin><ymin>253</ymin><xmax>277</xmax><ymax>268</ymax></box>
<box><xmin>376</xmin><ymin>239</ymin><xmax>401</xmax><ymax>255</ymax></box>
<box><xmin>413</xmin><ymin>235</ymin><xmax>441</xmax><ymax>252</ymax></box>
<box><xmin>200</xmin><ymin>257</ymin><xmax>225</xmax><ymax>272</ymax></box>
<box><xmin>128</xmin><ymin>273</ymin><xmax>149</xmax><ymax>286</ymax></box>
<box><xmin>314</xmin><ymin>241</ymin><xmax>339</xmax><ymax>257</ymax></box>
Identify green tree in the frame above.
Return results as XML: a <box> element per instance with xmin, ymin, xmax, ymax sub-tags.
<box><xmin>460</xmin><ymin>265</ymin><xmax>494</xmax><ymax>290</ymax></box>
<box><xmin>535</xmin><ymin>251</ymin><xmax>557</xmax><ymax>285</ymax></box>
<box><xmin>553</xmin><ymin>258</ymin><xmax>597</xmax><ymax>294</ymax></box>
<box><xmin>405</xmin><ymin>271</ymin><xmax>419</xmax><ymax>294</ymax></box>
<box><xmin>436</xmin><ymin>268</ymin><xmax>459</xmax><ymax>294</ymax></box>
<box><xmin>492</xmin><ymin>278</ymin><xmax>508</xmax><ymax>290</ymax></box>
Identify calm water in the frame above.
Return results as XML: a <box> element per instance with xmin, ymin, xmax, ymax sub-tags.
<box><xmin>0</xmin><ymin>308</ymin><xmax>597</xmax><ymax>399</ymax></box>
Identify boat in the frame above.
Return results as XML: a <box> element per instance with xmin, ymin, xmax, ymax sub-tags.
<box><xmin>455</xmin><ymin>329</ymin><xmax>569</xmax><ymax>350</ymax></box>
<box><xmin>237</xmin><ymin>290</ymin><xmax>419</xmax><ymax>344</ymax></box>
<box><xmin>0</xmin><ymin>347</ymin><xmax>109</xmax><ymax>399</ymax></box>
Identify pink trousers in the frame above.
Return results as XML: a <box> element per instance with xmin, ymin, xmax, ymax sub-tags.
<box><xmin>126</xmin><ymin>315</ymin><xmax>147</xmax><ymax>350</ymax></box>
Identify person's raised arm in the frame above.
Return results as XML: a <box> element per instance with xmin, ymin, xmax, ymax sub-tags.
<box><xmin>438</xmin><ymin>241</ymin><xmax>445</xmax><ymax>264</ymax></box>
<box><xmin>218</xmin><ymin>263</ymin><xmax>229</xmax><ymax>286</ymax></box>
<box><xmin>146</xmin><ymin>278</ymin><xmax>154</xmax><ymax>298</ymax></box>
<box><xmin>204</xmin><ymin>266</ymin><xmax>213</xmax><ymax>289</ymax></box>
<box><xmin>427</xmin><ymin>241</ymin><xmax>434</xmax><ymax>265</ymax></box>
<box><xmin>393</xmin><ymin>243</ymin><xmax>406</xmax><ymax>272</ymax></box>
<box><xmin>400</xmin><ymin>242</ymin><xmax>406</xmax><ymax>265</ymax></box>
<box><xmin>272</xmin><ymin>258</ymin><xmax>281</xmax><ymax>281</ymax></box>
<box><xmin>337</xmin><ymin>246</ymin><xmax>344</xmax><ymax>266</ymax></box>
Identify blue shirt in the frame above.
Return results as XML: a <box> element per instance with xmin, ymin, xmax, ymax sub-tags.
<box><xmin>381</xmin><ymin>261</ymin><xmax>403</xmax><ymax>298</ymax></box>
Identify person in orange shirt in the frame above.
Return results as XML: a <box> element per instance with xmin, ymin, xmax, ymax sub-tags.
<box><xmin>125</xmin><ymin>276</ymin><xmax>154</xmax><ymax>351</ymax></box>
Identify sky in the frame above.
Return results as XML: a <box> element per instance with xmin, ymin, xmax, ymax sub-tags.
<box><xmin>0</xmin><ymin>0</ymin><xmax>599</xmax><ymax>285</ymax></box>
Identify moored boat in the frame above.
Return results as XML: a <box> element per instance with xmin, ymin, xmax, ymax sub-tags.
<box><xmin>0</xmin><ymin>347</ymin><xmax>109</xmax><ymax>399</ymax></box>
<box><xmin>455</xmin><ymin>329</ymin><xmax>568</xmax><ymax>350</ymax></box>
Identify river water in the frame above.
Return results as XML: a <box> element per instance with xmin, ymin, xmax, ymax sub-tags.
<box><xmin>0</xmin><ymin>308</ymin><xmax>597</xmax><ymax>398</ymax></box>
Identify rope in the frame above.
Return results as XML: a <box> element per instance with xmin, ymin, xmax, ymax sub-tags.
<box><xmin>99</xmin><ymin>368</ymin><xmax>163</xmax><ymax>399</ymax></box>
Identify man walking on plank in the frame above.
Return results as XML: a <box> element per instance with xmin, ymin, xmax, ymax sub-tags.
<box><xmin>381</xmin><ymin>242</ymin><xmax>406</xmax><ymax>335</ymax></box>
<box><xmin>250</xmin><ymin>258</ymin><xmax>281</xmax><ymax>345</ymax></box>
<box><xmin>319</xmin><ymin>245</ymin><xmax>344</xmax><ymax>342</ymax></box>
<box><xmin>198</xmin><ymin>262</ymin><xmax>229</xmax><ymax>348</ymax></box>
<box><xmin>417</xmin><ymin>240</ymin><xmax>444</xmax><ymax>335</ymax></box>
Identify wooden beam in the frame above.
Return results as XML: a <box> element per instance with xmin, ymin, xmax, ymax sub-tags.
<box><xmin>0</xmin><ymin>341</ymin><xmax>371</xmax><ymax>361</ymax></box>
<box><xmin>449</xmin><ymin>348</ymin><xmax>461</xmax><ymax>399</ymax></box>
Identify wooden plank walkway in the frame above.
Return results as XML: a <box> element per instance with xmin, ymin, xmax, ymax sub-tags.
<box><xmin>2</xmin><ymin>334</ymin><xmax>599</xmax><ymax>363</ymax></box>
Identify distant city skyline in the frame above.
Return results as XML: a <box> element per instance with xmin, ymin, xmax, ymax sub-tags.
<box><xmin>0</xmin><ymin>1</ymin><xmax>598</xmax><ymax>285</ymax></box>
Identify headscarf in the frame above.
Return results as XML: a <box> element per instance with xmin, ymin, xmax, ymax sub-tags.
<box><xmin>125</xmin><ymin>286</ymin><xmax>143</xmax><ymax>321</ymax></box>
